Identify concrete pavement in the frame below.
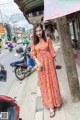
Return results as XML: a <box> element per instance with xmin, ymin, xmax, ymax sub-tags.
<box><xmin>35</xmin><ymin>41</ymin><xmax>80</xmax><ymax>120</ymax></box>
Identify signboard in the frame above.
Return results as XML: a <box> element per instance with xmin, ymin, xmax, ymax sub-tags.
<box><xmin>44</xmin><ymin>0</ymin><xmax>80</xmax><ymax>21</ymax></box>
<box><xmin>0</xmin><ymin>24</ymin><xmax>4</xmax><ymax>35</ymax></box>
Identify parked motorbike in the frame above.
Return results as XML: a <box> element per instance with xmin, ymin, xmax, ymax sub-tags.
<box><xmin>10</xmin><ymin>47</ymin><xmax>35</xmax><ymax>80</ymax></box>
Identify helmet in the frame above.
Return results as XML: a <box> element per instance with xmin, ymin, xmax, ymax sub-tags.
<box><xmin>23</xmin><ymin>38</ymin><xmax>28</xmax><ymax>44</ymax></box>
<box><xmin>16</xmin><ymin>47</ymin><xmax>23</xmax><ymax>53</ymax></box>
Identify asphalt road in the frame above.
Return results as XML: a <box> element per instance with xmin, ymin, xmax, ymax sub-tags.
<box><xmin>0</xmin><ymin>46</ymin><xmax>38</xmax><ymax>120</ymax></box>
<box><xmin>0</xmin><ymin>47</ymin><xmax>20</xmax><ymax>94</ymax></box>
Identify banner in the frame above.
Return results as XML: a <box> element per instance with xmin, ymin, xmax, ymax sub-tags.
<box><xmin>44</xmin><ymin>0</ymin><xmax>80</xmax><ymax>21</ymax></box>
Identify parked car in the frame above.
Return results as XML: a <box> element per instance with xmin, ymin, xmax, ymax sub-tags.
<box><xmin>0</xmin><ymin>95</ymin><xmax>22</xmax><ymax>120</ymax></box>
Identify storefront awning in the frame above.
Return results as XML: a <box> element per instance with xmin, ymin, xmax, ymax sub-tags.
<box><xmin>44</xmin><ymin>0</ymin><xmax>80</xmax><ymax>21</ymax></box>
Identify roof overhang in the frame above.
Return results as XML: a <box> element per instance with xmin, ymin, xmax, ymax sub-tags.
<box><xmin>14</xmin><ymin>0</ymin><xmax>44</xmax><ymax>24</ymax></box>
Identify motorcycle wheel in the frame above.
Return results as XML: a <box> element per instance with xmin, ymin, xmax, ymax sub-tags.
<box><xmin>15</xmin><ymin>66</ymin><xmax>25</xmax><ymax>80</ymax></box>
<box><xmin>9</xmin><ymin>47</ymin><xmax>13</xmax><ymax>52</ymax></box>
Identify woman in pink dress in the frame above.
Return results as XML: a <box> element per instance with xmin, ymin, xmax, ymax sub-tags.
<box><xmin>31</xmin><ymin>23</ymin><xmax>61</xmax><ymax>118</ymax></box>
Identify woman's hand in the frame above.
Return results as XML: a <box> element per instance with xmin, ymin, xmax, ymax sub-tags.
<box><xmin>37</xmin><ymin>62</ymin><xmax>42</xmax><ymax>68</ymax></box>
<box><xmin>33</xmin><ymin>56</ymin><xmax>43</xmax><ymax>71</ymax></box>
<box><xmin>36</xmin><ymin>62</ymin><xmax>43</xmax><ymax>71</ymax></box>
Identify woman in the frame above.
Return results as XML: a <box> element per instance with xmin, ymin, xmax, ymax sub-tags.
<box><xmin>31</xmin><ymin>23</ymin><xmax>61</xmax><ymax>118</ymax></box>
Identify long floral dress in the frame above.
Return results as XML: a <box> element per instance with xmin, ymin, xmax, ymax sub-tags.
<box><xmin>31</xmin><ymin>37</ymin><xmax>61</xmax><ymax>109</ymax></box>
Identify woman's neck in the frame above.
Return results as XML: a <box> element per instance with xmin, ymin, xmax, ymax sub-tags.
<box><xmin>39</xmin><ymin>37</ymin><xmax>43</xmax><ymax>40</ymax></box>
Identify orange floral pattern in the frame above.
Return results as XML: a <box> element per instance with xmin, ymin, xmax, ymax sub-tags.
<box><xmin>31</xmin><ymin>38</ymin><xmax>61</xmax><ymax>108</ymax></box>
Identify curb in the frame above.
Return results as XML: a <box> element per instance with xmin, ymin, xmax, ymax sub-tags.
<box><xmin>35</xmin><ymin>84</ymin><xmax>44</xmax><ymax>120</ymax></box>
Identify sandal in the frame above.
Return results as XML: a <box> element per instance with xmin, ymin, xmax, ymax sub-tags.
<box><xmin>50</xmin><ymin>110</ymin><xmax>55</xmax><ymax>118</ymax></box>
<box><xmin>56</xmin><ymin>104</ymin><xmax>62</xmax><ymax>111</ymax></box>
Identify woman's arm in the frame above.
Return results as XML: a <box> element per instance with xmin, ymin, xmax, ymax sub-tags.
<box><xmin>47</xmin><ymin>37</ymin><xmax>56</xmax><ymax>64</ymax></box>
<box><xmin>47</xmin><ymin>38</ymin><xmax>56</xmax><ymax>58</ymax></box>
<box><xmin>31</xmin><ymin>41</ymin><xmax>42</xmax><ymax>67</ymax></box>
<box><xmin>33</xmin><ymin>56</ymin><xmax>42</xmax><ymax>67</ymax></box>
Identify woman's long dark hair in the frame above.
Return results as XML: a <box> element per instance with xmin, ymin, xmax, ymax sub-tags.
<box><xmin>33</xmin><ymin>23</ymin><xmax>46</xmax><ymax>45</ymax></box>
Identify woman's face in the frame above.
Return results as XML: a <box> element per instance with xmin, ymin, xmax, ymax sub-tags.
<box><xmin>36</xmin><ymin>26</ymin><xmax>42</xmax><ymax>38</ymax></box>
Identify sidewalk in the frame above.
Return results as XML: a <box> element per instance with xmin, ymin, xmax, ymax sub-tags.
<box><xmin>0</xmin><ymin>46</ymin><xmax>6</xmax><ymax>53</ymax></box>
<box><xmin>35</xmin><ymin>42</ymin><xmax>80</xmax><ymax>120</ymax></box>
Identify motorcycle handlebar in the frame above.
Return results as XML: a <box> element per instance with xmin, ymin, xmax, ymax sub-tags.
<box><xmin>19</xmin><ymin>51</ymin><xmax>30</xmax><ymax>59</ymax></box>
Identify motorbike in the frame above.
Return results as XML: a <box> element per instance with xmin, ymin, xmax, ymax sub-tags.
<box><xmin>6</xmin><ymin>41</ymin><xmax>13</xmax><ymax>52</ymax></box>
<box><xmin>10</xmin><ymin>47</ymin><xmax>35</xmax><ymax>80</ymax></box>
<box><xmin>0</xmin><ymin>95</ymin><xmax>22</xmax><ymax>120</ymax></box>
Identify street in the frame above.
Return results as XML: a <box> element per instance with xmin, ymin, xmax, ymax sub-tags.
<box><xmin>0</xmin><ymin>47</ymin><xmax>38</xmax><ymax>120</ymax></box>
<box><xmin>0</xmin><ymin>48</ymin><xmax>18</xmax><ymax>94</ymax></box>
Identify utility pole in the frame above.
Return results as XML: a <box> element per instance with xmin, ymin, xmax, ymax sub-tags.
<box><xmin>56</xmin><ymin>16</ymin><xmax>80</xmax><ymax>102</ymax></box>
<box><xmin>10</xmin><ymin>14</ymin><xmax>20</xmax><ymax>37</ymax></box>
<box><xmin>0</xmin><ymin>3</ymin><xmax>11</xmax><ymax>42</ymax></box>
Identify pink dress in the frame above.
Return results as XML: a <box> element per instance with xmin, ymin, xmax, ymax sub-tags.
<box><xmin>31</xmin><ymin>37</ymin><xmax>61</xmax><ymax>108</ymax></box>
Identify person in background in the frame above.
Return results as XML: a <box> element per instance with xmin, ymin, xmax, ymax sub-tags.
<box><xmin>23</xmin><ymin>37</ymin><xmax>29</xmax><ymax>47</ymax></box>
<box><xmin>0</xmin><ymin>38</ymin><xmax>2</xmax><ymax>54</ymax></box>
<box><xmin>31</xmin><ymin>23</ymin><xmax>62</xmax><ymax>118</ymax></box>
<box><xmin>54</xmin><ymin>28</ymin><xmax>60</xmax><ymax>42</ymax></box>
<box><xmin>30</xmin><ymin>34</ymin><xmax>33</xmax><ymax>44</ymax></box>
<box><xmin>45</xmin><ymin>28</ymin><xmax>52</xmax><ymax>39</ymax></box>
<box><xmin>13</xmin><ymin>36</ymin><xmax>17</xmax><ymax>43</ymax></box>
